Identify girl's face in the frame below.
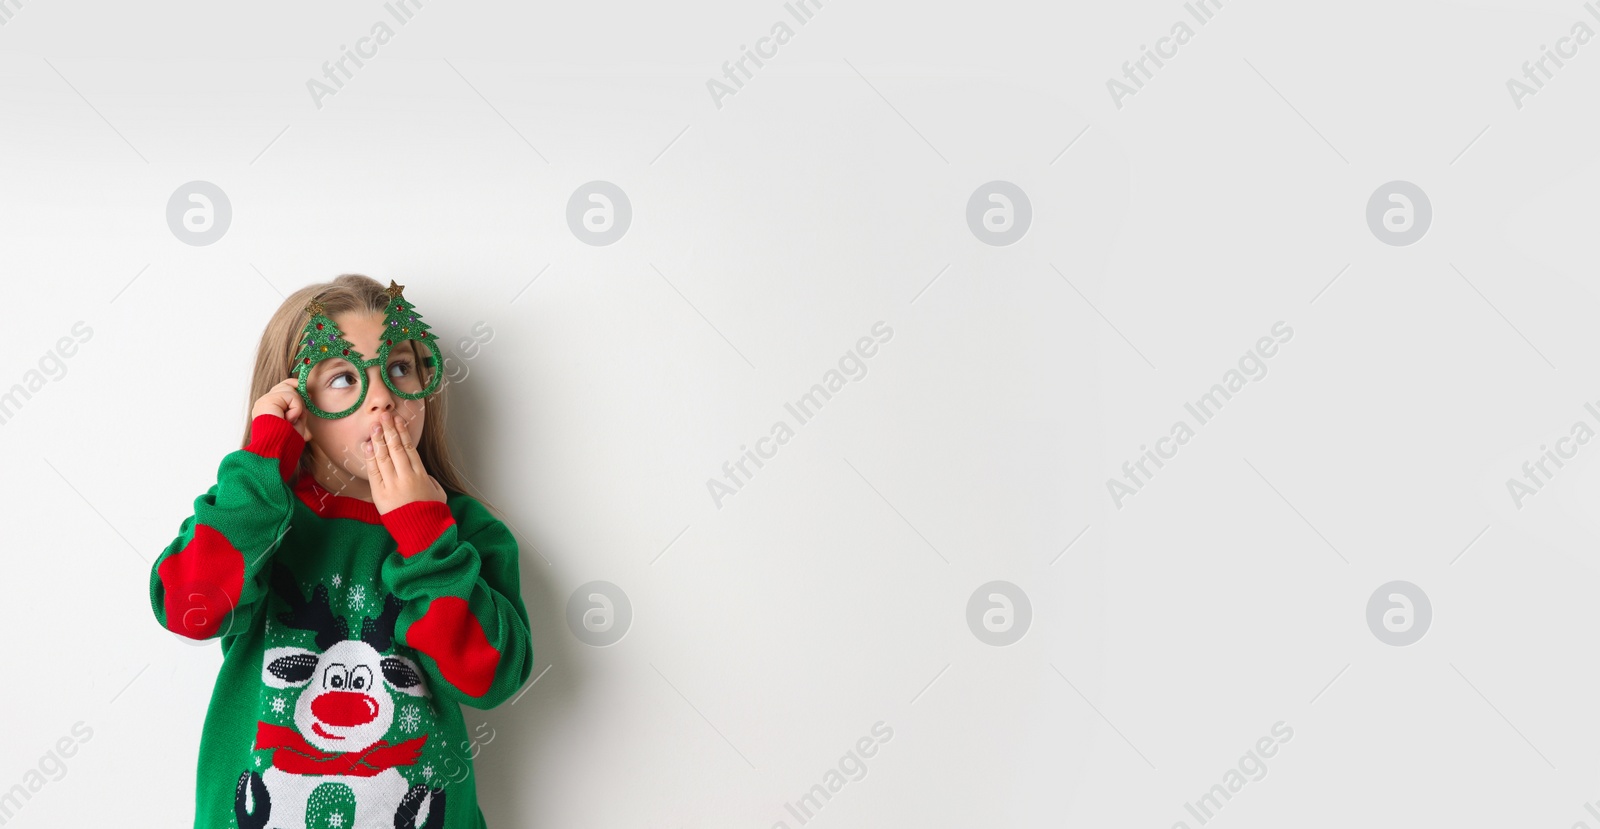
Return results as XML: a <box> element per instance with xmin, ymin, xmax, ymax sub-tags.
<box><xmin>302</xmin><ymin>310</ymin><xmax>427</xmax><ymax>484</ymax></box>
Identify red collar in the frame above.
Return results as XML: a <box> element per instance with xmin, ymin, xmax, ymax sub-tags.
<box><xmin>254</xmin><ymin>721</ymin><xmax>427</xmax><ymax>777</ymax></box>
<box><xmin>293</xmin><ymin>474</ymin><xmax>383</xmax><ymax>524</ymax></box>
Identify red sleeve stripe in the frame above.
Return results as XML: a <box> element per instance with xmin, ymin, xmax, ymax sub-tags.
<box><xmin>157</xmin><ymin>523</ymin><xmax>245</xmax><ymax>639</ymax></box>
<box><xmin>379</xmin><ymin>501</ymin><xmax>457</xmax><ymax>557</ymax></box>
<box><xmin>245</xmin><ymin>414</ymin><xmax>307</xmax><ymax>481</ymax></box>
<box><xmin>407</xmin><ymin>596</ymin><xmax>501</xmax><ymax>698</ymax></box>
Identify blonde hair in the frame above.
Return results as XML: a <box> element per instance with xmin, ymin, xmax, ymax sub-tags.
<box><xmin>241</xmin><ymin>273</ymin><xmax>498</xmax><ymax>516</ymax></box>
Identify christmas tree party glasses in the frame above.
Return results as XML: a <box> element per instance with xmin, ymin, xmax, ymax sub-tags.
<box><xmin>294</xmin><ymin>281</ymin><xmax>443</xmax><ymax>419</ymax></box>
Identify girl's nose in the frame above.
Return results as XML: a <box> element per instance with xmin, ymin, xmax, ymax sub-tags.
<box><xmin>364</xmin><ymin>366</ymin><xmax>394</xmax><ymax>410</ymax></box>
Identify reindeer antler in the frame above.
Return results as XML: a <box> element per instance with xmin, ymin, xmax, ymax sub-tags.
<box><xmin>360</xmin><ymin>593</ymin><xmax>404</xmax><ymax>652</ymax></box>
<box><xmin>270</xmin><ymin>562</ymin><xmax>349</xmax><ymax>651</ymax></box>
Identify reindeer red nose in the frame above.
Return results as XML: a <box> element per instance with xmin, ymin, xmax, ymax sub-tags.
<box><xmin>312</xmin><ymin>691</ymin><xmax>379</xmax><ymax>727</ymax></box>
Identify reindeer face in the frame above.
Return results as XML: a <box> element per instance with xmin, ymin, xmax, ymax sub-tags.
<box><xmin>264</xmin><ymin>565</ymin><xmax>432</xmax><ymax>754</ymax></box>
<box><xmin>263</xmin><ymin>641</ymin><xmax>429</xmax><ymax>752</ymax></box>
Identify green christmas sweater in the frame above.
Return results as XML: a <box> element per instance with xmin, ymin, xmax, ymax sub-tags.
<box><xmin>148</xmin><ymin>413</ymin><xmax>535</xmax><ymax>829</ymax></box>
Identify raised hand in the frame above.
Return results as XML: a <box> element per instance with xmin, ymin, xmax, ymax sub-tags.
<box><xmin>250</xmin><ymin>377</ymin><xmax>312</xmax><ymax>442</ymax></box>
<box><xmin>365</xmin><ymin>409</ymin><xmax>447</xmax><ymax>514</ymax></box>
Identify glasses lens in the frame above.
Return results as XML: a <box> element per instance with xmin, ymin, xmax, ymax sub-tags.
<box><xmin>305</xmin><ymin>357</ymin><xmax>366</xmax><ymax>415</ymax></box>
<box><xmin>383</xmin><ymin>345</ymin><xmax>436</xmax><ymax>398</ymax></box>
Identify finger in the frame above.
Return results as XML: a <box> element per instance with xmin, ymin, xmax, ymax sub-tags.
<box><xmin>397</xmin><ymin>428</ymin><xmax>422</xmax><ymax>475</ymax></box>
<box><xmin>398</xmin><ymin>419</ymin><xmax>426</xmax><ymax>476</ymax></box>
<box><xmin>370</xmin><ymin>420</ymin><xmax>396</xmax><ymax>481</ymax></box>
<box><xmin>283</xmin><ymin>393</ymin><xmax>308</xmax><ymax>433</ymax></box>
<box><xmin>290</xmin><ymin>405</ymin><xmax>311</xmax><ymax>439</ymax></box>
<box><xmin>378</xmin><ymin>412</ymin><xmax>409</xmax><ymax>480</ymax></box>
<box><xmin>363</xmin><ymin>436</ymin><xmax>383</xmax><ymax>486</ymax></box>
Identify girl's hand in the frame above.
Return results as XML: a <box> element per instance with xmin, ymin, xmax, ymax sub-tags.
<box><xmin>251</xmin><ymin>377</ymin><xmax>312</xmax><ymax>442</ymax></box>
<box><xmin>367</xmin><ymin>409</ymin><xmax>447</xmax><ymax>514</ymax></box>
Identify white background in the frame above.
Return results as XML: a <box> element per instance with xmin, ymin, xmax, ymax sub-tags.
<box><xmin>2</xmin><ymin>0</ymin><xmax>1599</xmax><ymax>826</ymax></box>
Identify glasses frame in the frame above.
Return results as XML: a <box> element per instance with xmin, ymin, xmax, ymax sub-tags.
<box><xmin>296</xmin><ymin>337</ymin><xmax>444</xmax><ymax>419</ymax></box>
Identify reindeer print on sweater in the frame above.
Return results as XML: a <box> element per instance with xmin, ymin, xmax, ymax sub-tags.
<box><xmin>235</xmin><ymin>562</ymin><xmax>447</xmax><ymax>829</ymax></box>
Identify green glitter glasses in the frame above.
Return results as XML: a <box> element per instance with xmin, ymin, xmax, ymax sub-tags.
<box><xmin>294</xmin><ymin>281</ymin><xmax>443</xmax><ymax>419</ymax></box>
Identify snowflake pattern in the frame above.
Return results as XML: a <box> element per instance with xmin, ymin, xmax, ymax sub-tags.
<box><xmin>254</xmin><ymin>755</ymin><xmax>262</xmax><ymax>767</ymax></box>
<box><xmin>270</xmin><ymin>695</ymin><xmax>287</xmax><ymax>715</ymax></box>
<box><xmin>331</xmin><ymin>573</ymin><xmax>342</xmax><ymax>588</ymax></box>
<box><xmin>348</xmin><ymin>583</ymin><xmax>367</xmax><ymax>611</ymax></box>
<box><xmin>330</xmin><ymin>813</ymin><xmax>344</xmax><ymax>828</ymax></box>
<box><xmin>398</xmin><ymin>704</ymin><xmax>422</xmax><ymax>733</ymax></box>
<box><xmin>422</xmin><ymin>764</ymin><xmax>434</xmax><ymax>780</ymax></box>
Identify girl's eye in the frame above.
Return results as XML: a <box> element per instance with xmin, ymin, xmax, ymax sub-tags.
<box><xmin>330</xmin><ymin>371</ymin><xmax>357</xmax><ymax>390</ymax></box>
<box><xmin>389</xmin><ymin>361</ymin><xmax>412</xmax><ymax>378</ymax></box>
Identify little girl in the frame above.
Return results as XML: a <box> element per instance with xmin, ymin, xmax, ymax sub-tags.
<box><xmin>148</xmin><ymin>274</ymin><xmax>534</xmax><ymax>829</ymax></box>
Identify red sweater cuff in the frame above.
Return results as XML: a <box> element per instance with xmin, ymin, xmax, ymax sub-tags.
<box><xmin>246</xmin><ymin>414</ymin><xmax>306</xmax><ymax>481</ymax></box>
<box><xmin>381</xmin><ymin>500</ymin><xmax>456</xmax><ymax>557</ymax></box>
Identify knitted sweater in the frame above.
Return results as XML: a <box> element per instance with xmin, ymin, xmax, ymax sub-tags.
<box><xmin>148</xmin><ymin>413</ymin><xmax>534</xmax><ymax>829</ymax></box>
